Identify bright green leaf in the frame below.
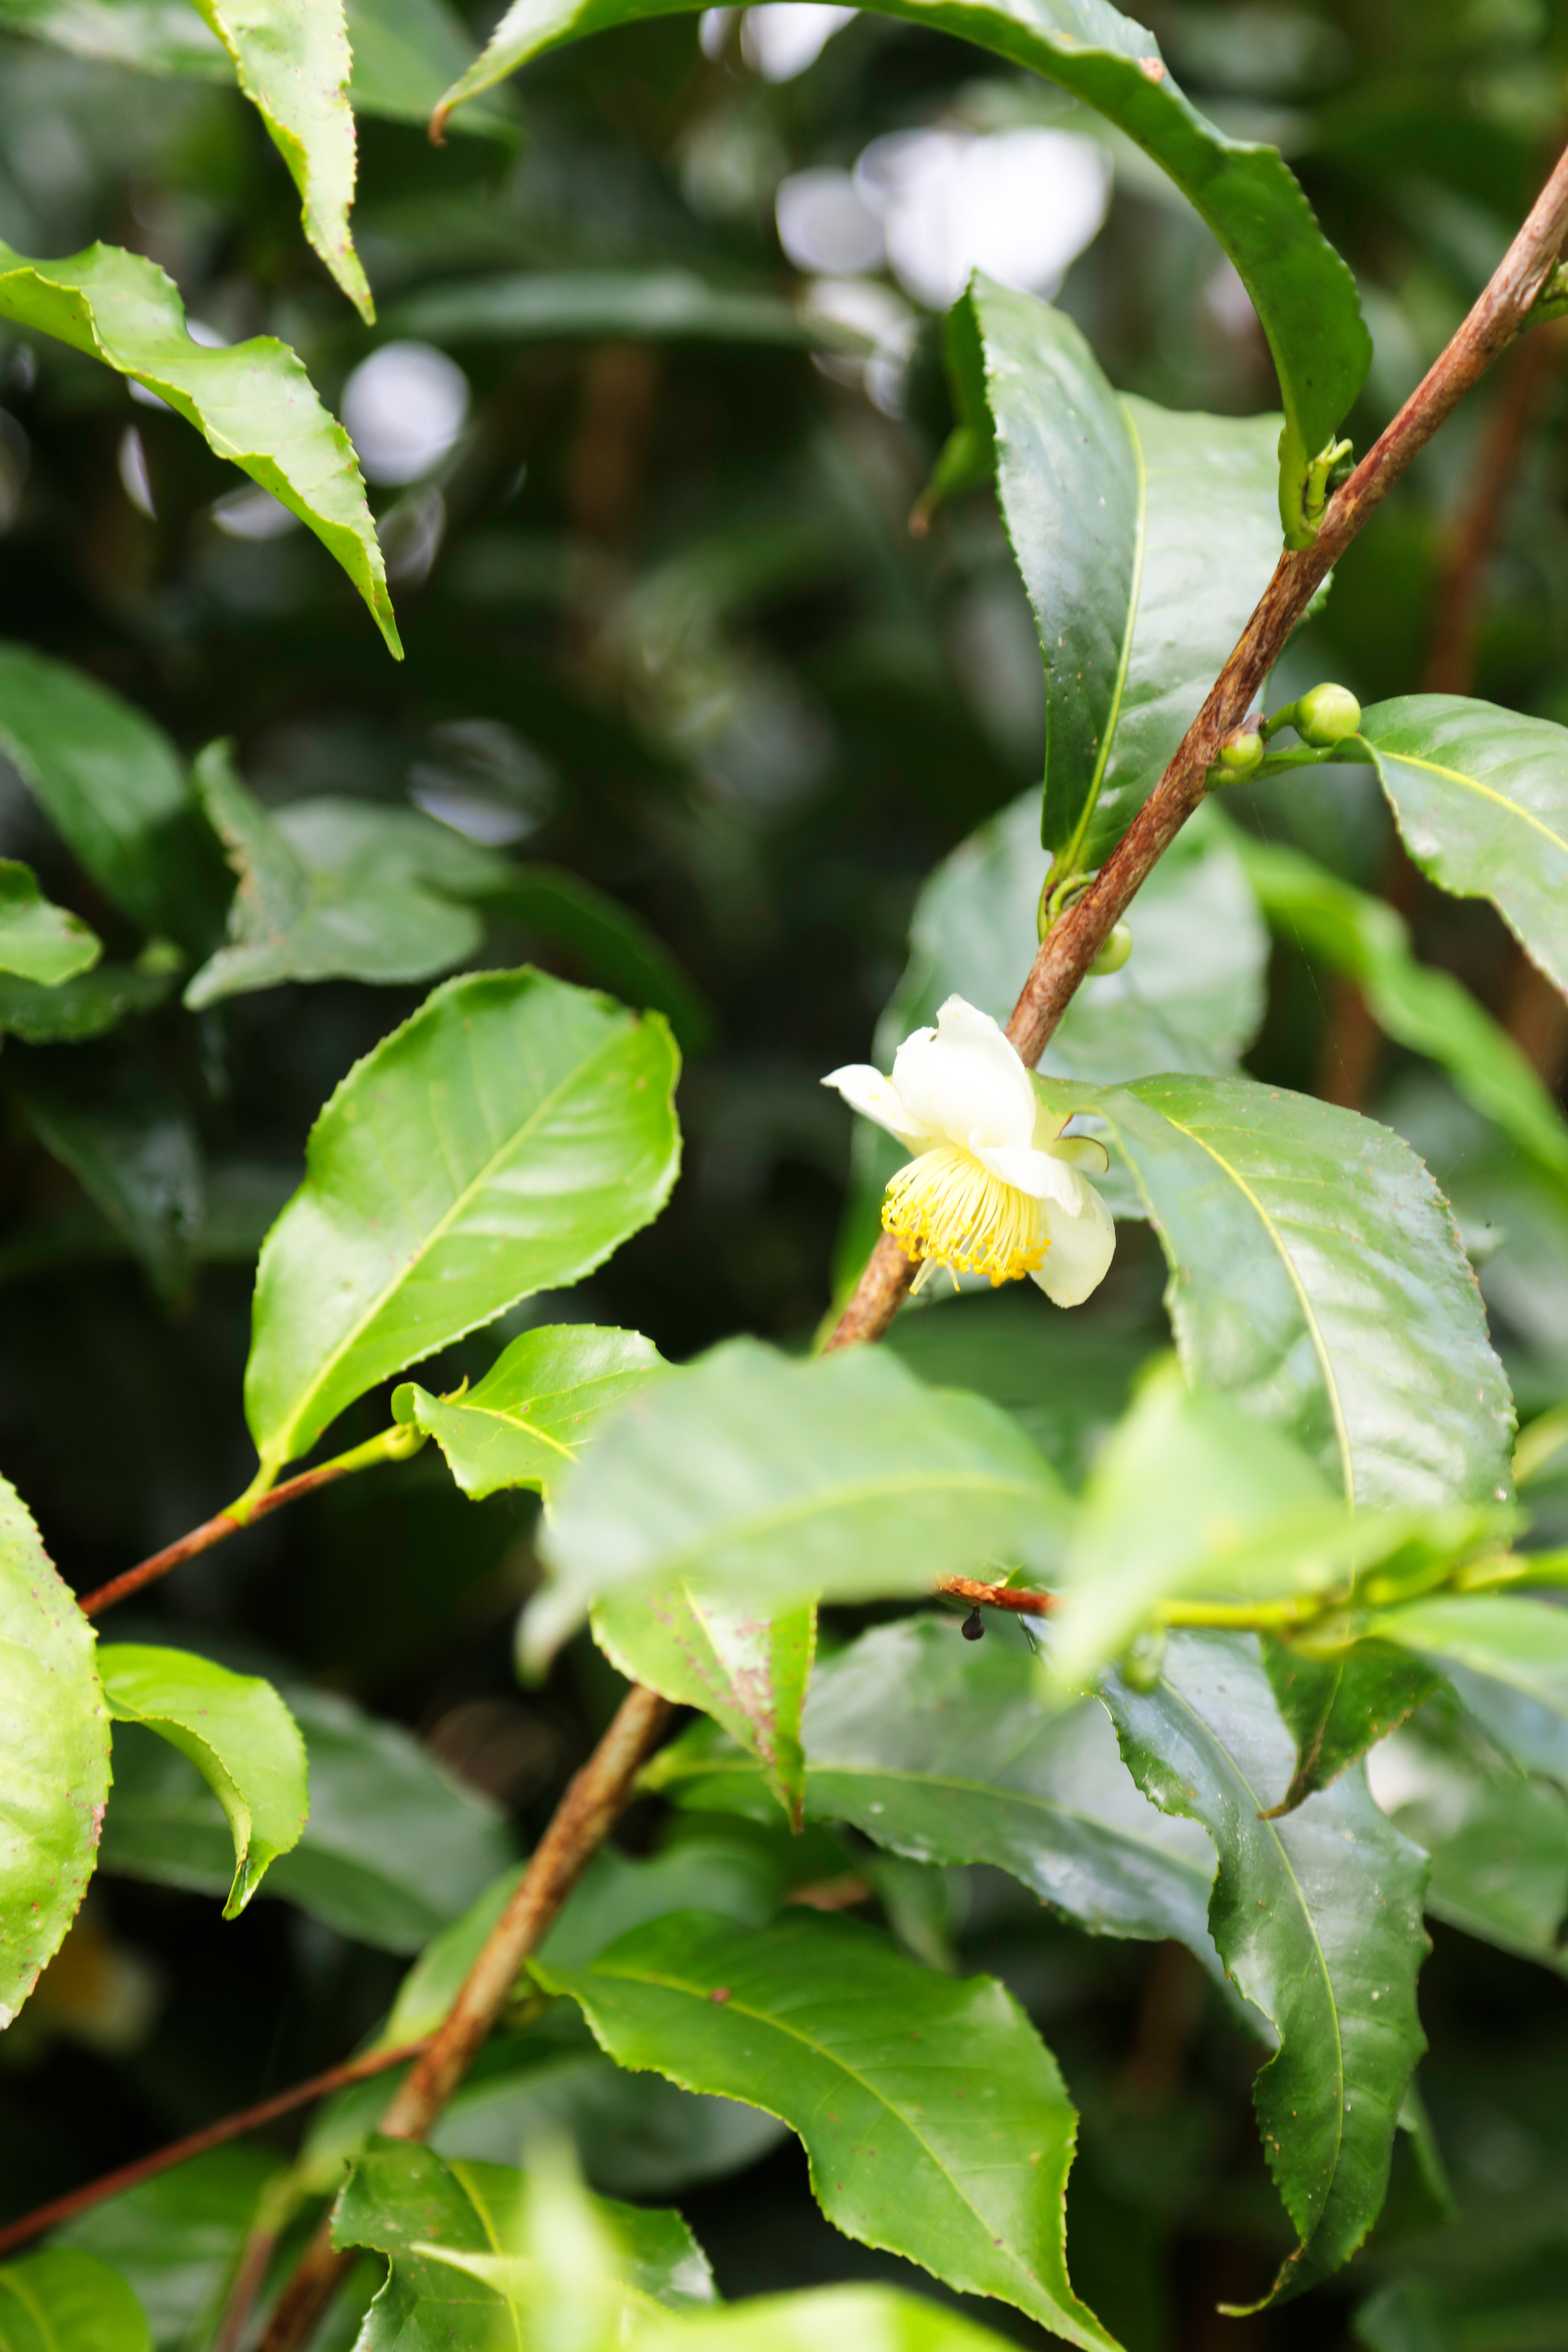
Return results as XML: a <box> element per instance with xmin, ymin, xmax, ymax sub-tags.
<box><xmin>98</xmin><ymin>1681</ymin><xmax>513</xmax><ymax>1953</ymax></box>
<box><xmin>1047</xmin><ymin>1073</ymin><xmax>1516</xmax><ymax>1508</ymax></box>
<box><xmin>955</xmin><ymin>281</ymin><xmax>1281</xmax><ymax>879</ymax></box>
<box><xmin>536</xmin><ymin>1909</ymin><xmax>1117</xmax><ymax>2350</ymax></box>
<box><xmin>0</xmin><ymin>2250</ymin><xmax>150</xmax><ymax>2352</ymax></box>
<box><xmin>1359</xmin><ymin>697</ymin><xmax>1568</xmax><ymax>1002</ymax></box>
<box><xmin>0</xmin><ymin>644</ymin><xmax>225</xmax><ymax>951</ymax></box>
<box><xmin>243</xmin><ymin>967</ymin><xmax>681</xmax><ymax>1486</ymax></box>
<box><xmin>0</xmin><ymin>1474</ymin><xmax>109</xmax><ymax>2029</ymax></box>
<box><xmin>192</xmin><ymin>0</ymin><xmax>371</xmax><ymax>321</ymax></box>
<box><xmin>432</xmin><ymin>7</ymin><xmax>1369</xmax><ymax>546</ymax></box>
<box><xmin>636</xmin><ymin>2285</ymin><xmax>1034</xmax><ymax>2352</ymax></box>
<box><xmin>0</xmin><ymin>248</ymin><xmax>399</xmax><ymax>655</ymax></box>
<box><xmin>15</xmin><ymin>1056</ymin><xmax>203</xmax><ymax>1303</ymax></box>
<box><xmin>0</xmin><ymin>861</ymin><xmax>100</xmax><ymax>985</ymax></box>
<box><xmin>1105</xmin><ymin>1630</ymin><xmax>1428</xmax><ymax>2304</ymax></box>
<box><xmin>1261</xmin><ymin>1635</ymin><xmax>1438</xmax><ymax>1814</ymax></box>
<box><xmin>593</xmin><ymin>1591</ymin><xmax>815</xmax><ymax>1829</ymax></box>
<box><xmin>524</xmin><ymin>1336</ymin><xmax>1067</xmax><ymax>1667</ymax></box>
<box><xmin>1368</xmin><ymin>1592</ymin><xmax>1568</xmax><ymax>1731</ymax></box>
<box><xmin>182</xmin><ymin>747</ymin><xmax>483</xmax><ymax>1009</ymax></box>
<box><xmin>97</xmin><ymin>1644</ymin><xmax>308</xmax><ymax>1918</ymax></box>
<box><xmin>642</xmin><ymin>1615</ymin><xmax>1219</xmax><ymax>1958</ymax></box>
<box><xmin>0</xmin><ymin>0</ymin><xmax>228</xmax><ymax>73</ymax></box>
<box><xmin>394</xmin><ymin>1324</ymin><xmax>666</xmax><ymax>1501</ymax></box>
<box><xmin>1232</xmin><ymin>832</ymin><xmax>1568</xmax><ymax>1183</ymax></box>
<box><xmin>1367</xmin><ymin>1695</ymin><xmax>1568</xmax><ymax>1974</ymax></box>
<box><xmin>481</xmin><ymin>867</ymin><xmax>715</xmax><ymax>1056</ymax></box>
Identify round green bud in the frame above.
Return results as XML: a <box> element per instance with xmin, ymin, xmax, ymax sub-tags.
<box><xmin>1218</xmin><ymin>722</ymin><xmax>1264</xmax><ymax>775</ymax></box>
<box><xmin>1295</xmin><ymin>682</ymin><xmax>1362</xmax><ymax>748</ymax></box>
<box><xmin>1122</xmin><ymin>1628</ymin><xmax>1167</xmax><ymax>1693</ymax></box>
<box><xmin>1089</xmin><ymin>922</ymin><xmax>1132</xmax><ymax>977</ymax></box>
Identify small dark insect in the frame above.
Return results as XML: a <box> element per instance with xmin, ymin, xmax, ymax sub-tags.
<box><xmin>961</xmin><ymin>1606</ymin><xmax>985</xmax><ymax>1642</ymax></box>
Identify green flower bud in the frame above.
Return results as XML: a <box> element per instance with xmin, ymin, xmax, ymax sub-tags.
<box><xmin>1218</xmin><ymin>721</ymin><xmax>1264</xmax><ymax>775</ymax></box>
<box><xmin>1294</xmin><ymin>682</ymin><xmax>1362</xmax><ymax>748</ymax></box>
<box><xmin>1089</xmin><ymin>922</ymin><xmax>1132</xmax><ymax>977</ymax></box>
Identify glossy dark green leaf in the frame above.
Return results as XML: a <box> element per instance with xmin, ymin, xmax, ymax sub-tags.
<box><xmin>1047</xmin><ymin>1073</ymin><xmax>1516</xmax><ymax>1508</ymax></box>
<box><xmin>55</xmin><ymin>2147</ymin><xmax>281</xmax><ymax>2352</ymax></box>
<box><xmin>0</xmin><ymin>1474</ymin><xmax>108</xmax><ymax>2030</ymax></box>
<box><xmin>0</xmin><ymin>645</ymin><xmax>225</xmax><ymax>951</ymax></box>
<box><xmin>1367</xmin><ymin>1696</ymin><xmax>1568</xmax><ymax>1974</ymax></box>
<box><xmin>1234</xmin><ymin>832</ymin><xmax>1568</xmax><ymax>1180</ymax></box>
<box><xmin>953</xmin><ymin>280</ymin><xmax>1281</xmax><ymax>878</ymax></box>
<box><xmin>433</xmin><ymin>12</ymin><xmax>1369</xmax><ymax>546</ymax></box>
<box><xmin>1359</xmin><ymin>697</ymin><xmax>1568</xmax><ymax>1000</ymax></box>
<box><xmin>525</xmin><ymin>1336</ymin><xmax>1067</xmax><ymax>1667</ymax></box>
<box><xmin>190</xmin><ymin>0</ymin><xmax>369</xmax><ymax>320</ymax></box>
<box><xmin>636</xmin><ymin>2286</ymin><xmax>1031</xmax><ymax>2352</ymax></box>
<box><xmin>97</xmin><ymin>1644</ymin><xmax>308</xmax><ymax>1918</ymax></box>
<box><xmin>1368</xmin><ymin>1593</ymin><xmax>1568</xmax><ymax>1737</ymax></box>
<box><xmin>99</xmin><ymin>1681</ymin><xmax>513</xmax><ymax>1952</ymax></box>
<box><xmin>389</xmin><ymin>269</ymin><xmax>865</xmax><ymax>350</ymax></box>
<box><xmin>644</xmin><ymin>1615</ymin><xmax>1218</xmax><ymax>1957</ymax></box>
<box><xmin>1104</xmin><ymin>1630</ymin><xmax>1429</xmax><ymax>2305</ymax></box>
<box><xmin>243</xmin><ymin>967</ymin><xmax>681</xmax><ymax>1488</ymax></box>
<box><xmin>595</xmin><ymin>1590</ymin><xmax>815</xmax><ymax>1829</ymax></box>
<box><xmin>0</xmin><ymin>862</ymin><xmax>99</xmax><ymax>985</ymax></box>
<box><xmin>0</xmin><ymin>250</ymin><xmax>399</xmax><ymax>654</ymax></box>
<box><xmin>1261</xmin><ymin>1635</ymin><xmax>1438</xmax><ymax>1813</ymax></box>
<box><xmin>332</xmin><ymin>2141</ymin><xmax>713</xmax><ymax>2352</ymax></box>
<box><xmin>537</xmin><ymin>1909</ymin><xmax>1117</xmax><ymax>2349</ymax></box>
<box><xmin>182</xmin><ymin>748</ymin><xmax>483</xmax><ymax>1009</ymax></box>
<box><xmin>394</xmin><ymin>1324</ymin><xmax>665</xmax><ymax>1502</ymax></box>
<box><xmin>15</xmin><ymin>1056</ymin><xmax>203</xmax><ymax>1302</ymax></box>
<box><xmin>0</xmin><ymin>2250</ymin><xmax>150</xmax><ymax>2352</ymax></box>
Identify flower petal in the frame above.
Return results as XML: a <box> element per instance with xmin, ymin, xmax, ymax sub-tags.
<box><xmin>1032</xmin><ymin>1179</ymin><xmax>1116</xmax><ymax>1307</ymax></box>
<box><xmin>823</xmin><ymin>1063</ymin><xmax>931</xmax><ymax>1143</ymax></box>
<box><xmin>972</xmin><ymin>1139</ymin><xmax>1087</xmax><ymax>1212</ymax></box>
<box><xmin>891</xmin><ymin>995</ymin><xmax>1035</xmax><ymax>1152</ymax></box>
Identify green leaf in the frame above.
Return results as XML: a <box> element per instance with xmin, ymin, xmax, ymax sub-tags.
<box><xmin>388</xmin><ymin>269</ymin><xmax>865</xmax><ymax>351</ymax></box>
<box><xmin>1359</xmin><ymin>697</ymin><xmax>1568</xmax><ymax>1001</ymax></box>
<box><xmin>191</xmin><ymin>0</ymin><xmax>371</xmax><ymax>321</ymax></box>
<box><xmin>0</xmin><ymin>645</ymin><xmax>226</xmax><ymax>951</ymax></box>
<box><xmin>0</xmin><ymin>2251</ymin><xmax>150</xmax><ymax>2352</ymax></box>
<box><xmin>1232</xmin><ymin>832</ymin><xmax>1568</xmax><ymax>1182</ymax></box>
<box><xmin>432</xmin><ymin>9</ymin><xmax>1370</xmax><ymax>545</ymax></box>
<box><xmin>635</xmin><ymin>2286</ymin><xmax>1033</xmax><ymax>2352</ymax></box>
<box><xmin>345</xmin><ymin>0</ymin><xmax>515</xmax><ymax>131</ymax></box>
<box><xmin>1049</xmin><ymin>1073</ymin><xmax>1516</xmax><ymax>1508</ymax></box>
<box><xmin>642</xmin><ymin>1615</ymin><xmax>1218</xmax><ymax>1958</ymax></box>
<box><xmin>393</xmin><ymin>1324</ymin><xmax>666</xmax><ymax>1501</ymax></box>
<box><xmin>97</xmin><ymin>1644</ymin><xmax>308</xmax><ymax>1918</ymax></box>
<box><xmin>243</xmin><ymin>966</ymin><xmax>681</xmax><ymax>1487</ymax></box>
<box><xmin>1367</xmin><ymin>1593</ymin><xmax>1568</xmax><ymax>1732</ymax></box>
<box><xmin>481</xmin><ymin>866</ymin><xmax>715</xmax><ymax>1057</ymax></box>
<box><xmin>15</xmin><ymin>1056</ymin><xmax>203</xmax><ymax>1303</ymax></box>
<box><xmin>0</xmin><ymin>0</ymin><xmax>229</xmax><ymax>74</ymax></box>
<box><xmin>0</xmin><ymin>249</ymin><xmax>399</xmax><ymax>655</ymax></box>
<box><xmin>331</xmin><ymin>2140</ymin><xmax>714</xmax><ymax>2352</ymax></box>
<box><xmin>593</xmin><ymin>1592</ymin><xmax>815</xmax><ymax>1831</ymax></box>
<box><xmin>535</xmin><ymin>1909</ymin><xmax>1117</xmax><ymax>2350</ymax></box>
<box><xmin>524</xmin><ymin>1336</ymin><xmax>1067</xmax><ymax>1667</ymax></box>
<box><xmin>0</xmin><ymin>958</ymin><xmax>179</xmax><ymax>1046</ymax></box>
<box><xmin>98</xmin><ymin>1680</ymin><xmax>513</xmax><ymax>1953</ymax></box>
<box><xmin>54</xmin><ymin>2148</ymin><xmax>281</xmax><ymax>2352</ymax></box>
<box><xmin>0</xmin><ymin>862</ymin><xmax>100</xmax><ymax>985</ymax></box>
<box><xmin>182</xmin><ymin>747</ymin><xmax>483</xmax><ymax>1009</ymax></box>
<box><xmin>1103</xmin><ymin>1630</ymin><xmax>1429</xmax><ymax>2304</ymax></box>
<box><xmin>955</xmin><ymin>280</ymin><xmax>1282</xmax><ymax>878</ymax></box>
<box><xmin>0</xmin><ymin>1474</ymin><xmax>109</xmax><ymax>2029</ymax></box>
<box><xmin>1261</xmin><ymin>1635</ymin><xmax>1438</xmax><ymax>1814</ymax></box>
<box><xmin>1367</xmin><ymin>1695</ymin><xmax>1568</xmax><ymax>1974</ymax></box>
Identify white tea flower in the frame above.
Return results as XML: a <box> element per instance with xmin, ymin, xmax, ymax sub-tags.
<box><xmin>825</xmin><ymin>994</ymin><xmax>1115</xmax><ymax>1304</ymax></box>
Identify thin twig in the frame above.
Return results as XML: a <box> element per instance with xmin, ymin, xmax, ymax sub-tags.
<box><xmin>936</xmin><ymin>1575</ymin><xmax>1053</xmax><ymax>1618</ymax></box>
<box><xmin>826</xmin><ymin>135</ymin><xmax>1568</xmax><ymax>1353</ymax></box>
<box><xmin>80</xmin><ymin>1463</ymin><xmax>356</xmax><ymax>1618</ymax></box>
<box><xmin>0</xmin><ymin>2037</ymin><xmax>430</xmax><ymax>2259</ymax></box>
<box><xmin>255</xmin><ymin>1683</ymin><xmax>673</xmax><ymax>2352</ymax></box>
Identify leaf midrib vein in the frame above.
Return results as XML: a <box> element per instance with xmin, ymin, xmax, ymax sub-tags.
<box><xmin>1376</xmin><ymin>745</ymin><xmax>1568</xmax><ymax>857</ymax></box>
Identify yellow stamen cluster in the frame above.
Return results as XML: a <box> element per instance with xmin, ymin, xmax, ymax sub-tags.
<box><xmin>882</xmin><ymin>1144</ymin><xmax>1049</xmax><ymax>1287</ymax></box>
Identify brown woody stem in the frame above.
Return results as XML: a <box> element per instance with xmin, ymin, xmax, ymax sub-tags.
<box><xmin>826</xmin><ymin>135</ymin><xmax>1568</xmax><ymax>1355</ymax></box>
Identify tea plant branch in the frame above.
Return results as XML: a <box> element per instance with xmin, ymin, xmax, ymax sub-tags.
<box><xmin>826</xmin><ymin>133</ymin><xmax>1568</xmax><ymax>1356</ymax></box>
<box><xmin>0</xmin><ymin>2035</ymin><xmax>433</xmax><ymax>2259</ymax></box>
<box><xmin>76</xmin><ymin>1424</ymin><xmax>422</xmax><ymax>1617</ymax></box>
<box><xmin>255</xmin><ymin>1681</ymin><xmax>674</xmax><ymax>2352</ymax></box>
